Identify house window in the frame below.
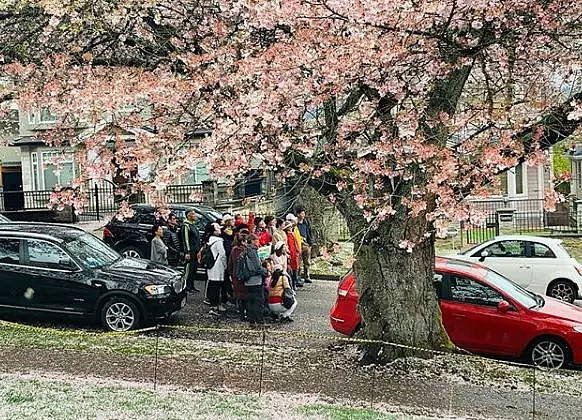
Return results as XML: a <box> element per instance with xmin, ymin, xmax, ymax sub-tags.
<box><xmin>31</xmin><ymin>153</ymin><xmax>39</xmax><ymax>190</ymax></box>
<box><xmin>182</xmin><ymin>163</ymin><xmax>209</xmax><ymax>184</ymax></box>
<box><xmin>499</xmin><ymin>171</ymin><xmax>508</xmax><ymax>195</ymax></box>
<box><xmin>515</xmin><ymin>163</ymin><xmax>524</xmax><ymax>195</ymax></box>
<box><xmin>32</xmin><ymin>151</ymin><xmax>75</xmax><ymax>190</ymax></box>
<box><xmin>496</xmin><ymin>162</ymin><xmax>526</xmax><ymax>196</ymax></box>
<box><xmin>40</xmin><ymin>109</ymin><xmax>57</xmax><ymax>123</ymax></box>
<box><xmin>28</xmin><ymin>109</ymin><xmax>58</xmax><ymax>125</ymax></box>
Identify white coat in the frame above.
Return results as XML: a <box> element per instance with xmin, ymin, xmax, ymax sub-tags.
<box><xmin>206</xmin><ymin>235</ymin><xmax>227</xmax><ymax>281</ymax></box>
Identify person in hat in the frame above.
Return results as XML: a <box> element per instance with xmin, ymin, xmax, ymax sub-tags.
<box><xmin>284</xmin><ymin>221</ymin><xmax>300</xmax><ymax>290</ymax></box>
<box><xmin>286</xmin><ymin>213</ymin><xmax>304</xmax><ymax>286</ymax></box>
<box><xmin>270</xmin><ymin>240</ymin><xmax>288</xmax><ymax>274</ymax></box>
<box><xmin>206</xmin><ymin>222</ymin><xmax>228</xmax><ymax>316</ymax></box>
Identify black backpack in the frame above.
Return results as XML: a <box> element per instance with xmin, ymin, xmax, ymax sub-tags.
<box><xmin>236</xmin><ymin>249</ymin><xmax>252</xmax><ymax>282</ymax></box>
<box><xmin>200</xmin><ymin>243</ymin><xmax>218</xmax><ymax>269</ymax></box>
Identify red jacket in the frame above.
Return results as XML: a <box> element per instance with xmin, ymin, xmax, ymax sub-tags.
<box><xmin>257</xmin><ymin>229</ymin><xmax>272</xmax><ymax>246</ymax></box>
<box><xmin>286</xmin><ymin>231</ymin><xmax>300</xmax><ymax>270</ymax></box>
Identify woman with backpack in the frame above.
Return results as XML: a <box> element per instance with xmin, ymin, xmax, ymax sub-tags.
<box><xmin>268</xmin><ymin>269</ymin><xmax>297</xmax><ymax>322</ymax></box>
<box><xmin>228</xmin><ymin>232</ymin><xmax>248</xmax><ymax>321</ymax></box>
<box><xmin>206</xmin><ymin>223</ymin><xmax>227</xmax><ymax>316</ymax></box>
<box><xmin>240</xmin><ymin>233</ymin><xmax>267</xmax><ymax>326</ymax></box>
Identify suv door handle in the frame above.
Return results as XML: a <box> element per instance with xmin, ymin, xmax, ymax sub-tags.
<box><xmin>519</xmin><ymin>265</ymin><xmax>531</xmax><ymax>269</ymax></box>
<box><xmin>452</xmin><ymin>313</ymin><xmax>466</xmax><ymax>318</ymax></box>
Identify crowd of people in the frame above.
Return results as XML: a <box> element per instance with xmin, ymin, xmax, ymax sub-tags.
<box><xmin>149</xmin><ymin>207</ymin><xmax>314</xmax><ymax>326</ymax></box>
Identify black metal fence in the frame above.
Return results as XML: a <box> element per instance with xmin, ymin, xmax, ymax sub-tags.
<box><xmin>1</xmin><ymin>183</ymin><xmax>227</xmax><ymax>222</ymax></box>
<box><xmin>0</xmin><ymin>189</ymin><xmax>52</xmax><ymax>211</ymax></box>
<box><xmin>462</xmin><ymin>198</ymin><xmax>580</xmax><ymax>244</ymax></box>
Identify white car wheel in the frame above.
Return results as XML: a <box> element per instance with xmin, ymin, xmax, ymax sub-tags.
<box><xmin>548</xmin><ymin>280</ymin><xmax>576</xmax><ymax>303</ymax></box>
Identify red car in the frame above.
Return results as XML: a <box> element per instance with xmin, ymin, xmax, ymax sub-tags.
<box><xmin>330</xmin><ymin>257</ymin><xmax>582</xmax><ymax>369</ymax></box>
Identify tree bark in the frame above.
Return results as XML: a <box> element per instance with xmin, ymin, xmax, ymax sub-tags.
<box><xmin>341</xmin><ymin>205</ymin><xmax>452</xmax><ymax>363</ymax></box>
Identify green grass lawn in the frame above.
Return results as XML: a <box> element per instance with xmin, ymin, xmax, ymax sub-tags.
<box><xmin>310</xmin><ymin>242</ymin><xmax>353</xmax><ymax>278</ymax></box>
<box><xmin>0</xmin><ymin>373</ymin><xmax>418</xmax><ymax>419</ymax></box>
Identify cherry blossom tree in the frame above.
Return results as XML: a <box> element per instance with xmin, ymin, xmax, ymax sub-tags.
<box><xmin>2</xmin><ymin>0</ymin><xmax>582</xmax><ymax>358</ymax></box>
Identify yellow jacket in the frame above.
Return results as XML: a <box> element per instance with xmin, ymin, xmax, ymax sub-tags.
<box><xmin>293</xmin><ymin>226</ymin><xmax>303</xmax><ymax>249</ymax></box>
<box><xmin>269</xmin><ymin>273</ymin><xmax>291</xmax><ymax>300</ymax></box>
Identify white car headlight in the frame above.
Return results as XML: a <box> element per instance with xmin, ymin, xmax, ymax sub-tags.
<box><xmin>144</xmin><ymin>285</ymin><xmax>170</xmax><ymax>296</ymax></box>
<box><xmin>573</xmin><ymin>326</ymin><xmax>582</xmax><ymax>333</ymax></box>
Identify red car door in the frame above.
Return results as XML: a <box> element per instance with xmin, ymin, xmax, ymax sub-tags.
<box><xmin>440</xmin><ymin>273</ymin><xmax>525</xmax><ymax>357</ymax></box>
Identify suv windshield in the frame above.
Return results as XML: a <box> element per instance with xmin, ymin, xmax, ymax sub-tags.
<box><xmin>484</xmin><ymin>269</ymin><xmax>539</xmax><ymax>308</ymax></box>
<box><xmin>65</xmin><ymin>233</ymin><xmax>120</xmax><ymax>268</ymax></box>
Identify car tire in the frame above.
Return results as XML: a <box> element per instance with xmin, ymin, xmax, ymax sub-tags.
<box><xmin>526</xmin><ymin>337</ymin><xmax>571</xmax><ymax>370</ymax></box>
<box><xmin>120</xmin><ymin>246</ymin><xmax>144</xmax><ymax>259</ymax></box>
<box><xmin>101</xmin><ymin>297</ymin><xmax>141</xmax><ymax>332</ymax></box>
<box><xmin>547</xmin><ymin>279</ymin><xmax>577</xmax><ymax>303</ymax></box>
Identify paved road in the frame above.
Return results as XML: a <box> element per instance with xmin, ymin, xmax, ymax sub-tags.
<box><xmin>171</xmin><ymin>277</ymin><xmax>341</xmax><ymax>343</ymax></box>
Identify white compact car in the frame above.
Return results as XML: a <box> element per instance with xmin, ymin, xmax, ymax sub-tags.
<box><xmin>453</xmin><ymin>235</ymin><xmax>582</xmax><ymax>302</ymax></box>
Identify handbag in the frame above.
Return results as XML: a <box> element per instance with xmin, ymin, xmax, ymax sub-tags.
<box><xmin>282</xmin><ymin>287</ymin><xmax>295</xmax><ymax>309</ymax></box>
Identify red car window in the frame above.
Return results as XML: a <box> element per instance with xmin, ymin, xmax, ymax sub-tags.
<box><xmin>448</xmin><ymin>275</ymin><xmax>503</xmax><ymax>307</ymax></box>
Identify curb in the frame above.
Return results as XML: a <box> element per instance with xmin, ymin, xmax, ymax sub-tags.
<box><xmin>310</xmin><ymin>274</ymin><xmax>341</xmax><ymax>282</ymax></box>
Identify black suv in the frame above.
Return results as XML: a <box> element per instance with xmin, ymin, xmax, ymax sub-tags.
<box><xmin>103</xmin><ymin>204</ymin><xmax>222</xmax><ymax>259</ymax></box>
<box><xmin>0</xmin><ymin>223</ymin><xmax>187</xmax><ymax>331</ymax></box>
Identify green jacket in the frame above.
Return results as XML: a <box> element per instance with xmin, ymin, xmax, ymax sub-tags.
<box><xmin>180</xmin><ymin>219</ymin><xmax>201</xmax><ymax>254</ymax></box>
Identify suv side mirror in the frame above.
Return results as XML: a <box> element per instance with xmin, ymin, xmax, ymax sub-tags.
<box><xmin>497</xmin><ymin>300</ymin><xmax>511</xmax><ymax>313</ymax></box>
<box><xmin>479</xmin><ymin>250</ymin><xmax>489</xmax><ymax>262</ymax></box>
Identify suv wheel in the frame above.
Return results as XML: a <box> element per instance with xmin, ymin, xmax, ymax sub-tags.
<box><xmin>121</xmin><ymin>246</ymin><xmax>144</xmax><ymax>259</ymax></box>
<box><xmin>101</xmin><ymin>297</ymin><xmax>140</xmax><ymax>332</ymax></box>
<box><xmin>548</xmin><ymin>280</ymin><xmax>576</xmax><ymax>303</ymax></box>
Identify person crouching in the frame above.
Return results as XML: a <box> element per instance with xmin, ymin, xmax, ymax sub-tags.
<box><xmin>268</xmin><ymin>268</ymin><xmax>297</xmax><ymax>322</ymax></box>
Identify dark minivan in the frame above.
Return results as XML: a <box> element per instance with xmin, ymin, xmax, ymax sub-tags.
<box><xmin>103</xmin><ymin>204</ymin><xmax>222</xmax><ymax>259</ymax></box>
<box><xmin>0</xmin><ymin>223</ymin><xmax>187</xmax><ymax>331</ymax></box>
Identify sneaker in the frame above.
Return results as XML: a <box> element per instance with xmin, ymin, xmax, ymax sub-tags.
<box><xmin>203</xmin><ymin>299</ymin><xmax>211</xmax><ymax>305</ymax></box>
<box><xmin>281</xmin><ymin>316</ymin><xmax>294</xmax><ymax>323</ymax></box>
<box><xmin>304</xmin><ymin>278</ymin><xmax>313</xmax><ymax>284</ymax></box>
<box><xmin>209</xmin><ymin>308</ymin><xmax>220</xmax><ymax>316</ymax></box>
<box><xmin>218</xmin><ymin>304</ymin><xmax>227</xmax><ymax>312</ymax></box>
<box><xmin>297</xmin><ymin>283</ymin><xmax>304</xmax><ymax>288</ymax></box>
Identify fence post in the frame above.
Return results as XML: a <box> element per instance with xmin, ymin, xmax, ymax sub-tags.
<box><xmin>459</xmin><ymin>221</ymin><xmax>464</xmax><ymax>249</ymax></box>
<box><xmin>94</xmin><ymin>184</ymin><xmax>100</xmax><ymax>221</ymax></box>
<box><xmin>153</xmin><ymin>324</ymin><xmax>160</xmax><ymax>391</ymax></box>
<box><xmin>259</xmin><ymin>328</ymin><xmax>266</xmax><ymax>397</ymax></box>
<box><xmin>531</xmin><ymin>366</ymin><xmax>536</xmax><ymax>420</ymax></box>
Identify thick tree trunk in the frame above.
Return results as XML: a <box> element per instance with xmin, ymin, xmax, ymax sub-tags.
<box><xmin>296</xmin><ymin>185</ymin><xmax>342</xmax><ymax>253</ymax></box>
<box><xmin>346</xmin><ymin>211</ymin><xmax>452</xmax><ymax>363</ymax></box>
